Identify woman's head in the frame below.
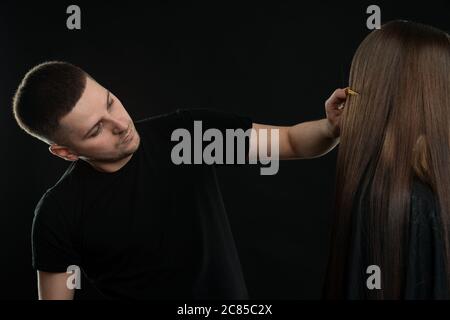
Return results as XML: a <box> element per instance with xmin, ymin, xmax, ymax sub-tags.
<box><xmin>326</xmin><ymin>20</ymin><xmax>450</xmax><ymax>299</ymax></box>
<box><xmin>343</xmin><ymin>20</ymin><xmax>449</xmax><ymax>183</ymax></box>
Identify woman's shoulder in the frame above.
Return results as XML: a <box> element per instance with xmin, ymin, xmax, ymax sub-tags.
<box><xmin>406</xmin><ymin>178</ymin><xmax>449</xmax><ymax>299</ymax></box>
<box><xmin>410</xmin><ymin>178</ymin><xmax>440</xmax><ymax>227</ymax></box>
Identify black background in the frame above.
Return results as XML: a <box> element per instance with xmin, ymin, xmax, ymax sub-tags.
<box><xmin>1</xmin><ymin>0</ymin><xmax>448</xmax><ymax>299</ymax></box>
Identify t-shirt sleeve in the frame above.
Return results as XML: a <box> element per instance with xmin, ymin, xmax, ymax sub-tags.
<box><xmin>404</xmin><ymin>183</ymin><xmax>450</xmax><ymax>299</ymax></box>
<box><xmin>32</xmin><ymin>192</ymin><xmax>81</xmax><ymax>272</ymax></box>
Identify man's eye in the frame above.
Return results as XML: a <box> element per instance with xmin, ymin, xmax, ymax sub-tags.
<box><xmin>108</xmin><ymin>98</ymin><xmax>114</xmax><ymax>108</ymax></box>
<box><xmin>91</xmin><ymin>123</ymin><xmax>103</xmax><ymax>137</ymax></box>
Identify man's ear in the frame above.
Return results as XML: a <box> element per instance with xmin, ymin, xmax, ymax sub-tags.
<box><xmin>48</xmin><ymin>144</ymin><xmax>79</xmax><ymax>161</ymax></box>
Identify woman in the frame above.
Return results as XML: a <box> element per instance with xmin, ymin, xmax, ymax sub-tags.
<box><xmin>324</xmin><ymin>20</ymin><xmax>450</xmax><ymax>299</ymax></box>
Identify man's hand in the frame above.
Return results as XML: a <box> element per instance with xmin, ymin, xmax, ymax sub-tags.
<box><xmin>324</xmin><ymin>88</ymin><xmax>348</xmax><ymax>138</ymax></box>
<box><xmin>250</xmin><ymin>88</ymin><xmax>350</xmax><ymax>160</ymax></box>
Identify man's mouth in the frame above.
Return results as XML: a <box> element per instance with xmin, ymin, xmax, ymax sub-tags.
<box><xmin>121</xmin><ymin>126</ymin><xmax>133</xmax><ymax>144</ymax></box>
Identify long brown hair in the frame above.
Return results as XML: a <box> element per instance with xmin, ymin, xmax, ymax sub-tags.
<box><xmin>325</xmin><ymin>20</ymin><xmax>450</xmax><ymax>299</ymax></box>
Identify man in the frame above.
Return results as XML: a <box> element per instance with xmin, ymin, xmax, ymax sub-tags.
<box><xmin>13</xmin><ymin>61</ymin><xmax>347</xmax><ymax>300</ymax></box>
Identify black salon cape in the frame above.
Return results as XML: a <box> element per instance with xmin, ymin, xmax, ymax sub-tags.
<box><xmin>346</xmin><ymin>179</ymin><xmax>449</xmax><ymax>299</ymax></box>
<box><xmin>32</xmin><ymin>108</ymin><xmax>252</xmax><ymax>299</ymax></box>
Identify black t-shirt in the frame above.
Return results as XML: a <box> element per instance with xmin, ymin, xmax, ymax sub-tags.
<box><xmin>346</xmin><ymin>179</ymin><xmax>449</xmax><ymax>299</ymax></box>
<box><xmin>32</xmin><ymin>108</ymin><xmax>252</xmax><ymax>299</ymax></box>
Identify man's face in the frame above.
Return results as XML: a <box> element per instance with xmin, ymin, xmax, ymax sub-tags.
<box><xmin>55</xmin><ymin>77</ymin><xmax>140</xmax><ymax>163</ymax></box>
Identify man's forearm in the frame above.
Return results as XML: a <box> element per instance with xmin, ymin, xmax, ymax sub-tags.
<box><xmin>287</xmin><ymin>118</ymin><xmax>339</xmax><ymax>159</ymax></box>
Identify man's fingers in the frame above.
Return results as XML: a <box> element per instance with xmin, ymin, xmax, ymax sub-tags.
<box><xmin>334</xmin><ymin>88</ymin><xmax>347</xmax><ymax>100</ymax></box>
<box><xmin>326</xmin><ymin>88</ymin><xmax>347</xmax><ymax>109</ymax></box>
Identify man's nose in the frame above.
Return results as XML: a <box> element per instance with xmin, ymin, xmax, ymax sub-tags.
<box><xmin>110</xmin><ymin>117</ymin><xmax>129</xmax><ymax>134</ymax></box>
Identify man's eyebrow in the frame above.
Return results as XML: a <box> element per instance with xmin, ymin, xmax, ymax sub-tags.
<box><xmin>82</xmin><ymin>90</ymin><xmax>110</xmax><ymax>139</ymax></box>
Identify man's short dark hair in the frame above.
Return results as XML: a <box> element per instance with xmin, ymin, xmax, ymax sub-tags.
<box><xmin>12</xmin><ymin>61</ymin><xmax>88</xmax><ymax>144</ymax></box>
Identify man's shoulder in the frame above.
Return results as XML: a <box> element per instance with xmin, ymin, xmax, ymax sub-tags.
<box><xmin>132</xmin><ymin>109</ymin><xmax>186</xmax><ymax>142</ymax></box>
<box><xmin>410</xmin><ymin>179</ymin><xmax>440</xmax><ymax>227</ymax></box>
<box><xmin>49</xmin><ymin>161</ymin><xmax>80</xmax><ymax>193</ymax></box>
<box><xmin>133</xmin><ymin>108</ymin><xmax>215</xmax><ymax>128</ymax></box>
<box><xmin>35</xmin><ymin>162</ymin><xmax>80</xmax><ymax>216</ymax></box>
<box><xmin>134</xmin><ymin>109</ymin><xmax>187</xmax><ymax>129</ymax></box>
<box><xmin>134</xmin><ymin>108</ymin><xmax>252</xmax><ymax>134</ymax></box>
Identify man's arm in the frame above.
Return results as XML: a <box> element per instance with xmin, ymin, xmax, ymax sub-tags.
<box><xmin>251</xmin><ymin>119</ymin><xmax>338</xmax><ymax>160</ymax></box>
<box><xmin>250</xmin><ymin>88</ymin><xmax>347</xmax><ymax>160</ymax></box>
<box><xmin>37</xmin><ymin>271</ymin><xmax>74</xmax><ymax>300</ymax></box>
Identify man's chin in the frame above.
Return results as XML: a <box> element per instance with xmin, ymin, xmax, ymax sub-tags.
<box><xmin>86</xmin><ymin>150</ymin><xmax>134</xmax><ymax>164</ymax></box>
<box><xmin>82</xmin><ymin>136</ymin><xmax>140</xmax><ymax>165</ymax></box>
<box><xmin>116</xmin><ymin>145</ymin><xmax>138</xmax><ymax>162</ymax></box>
